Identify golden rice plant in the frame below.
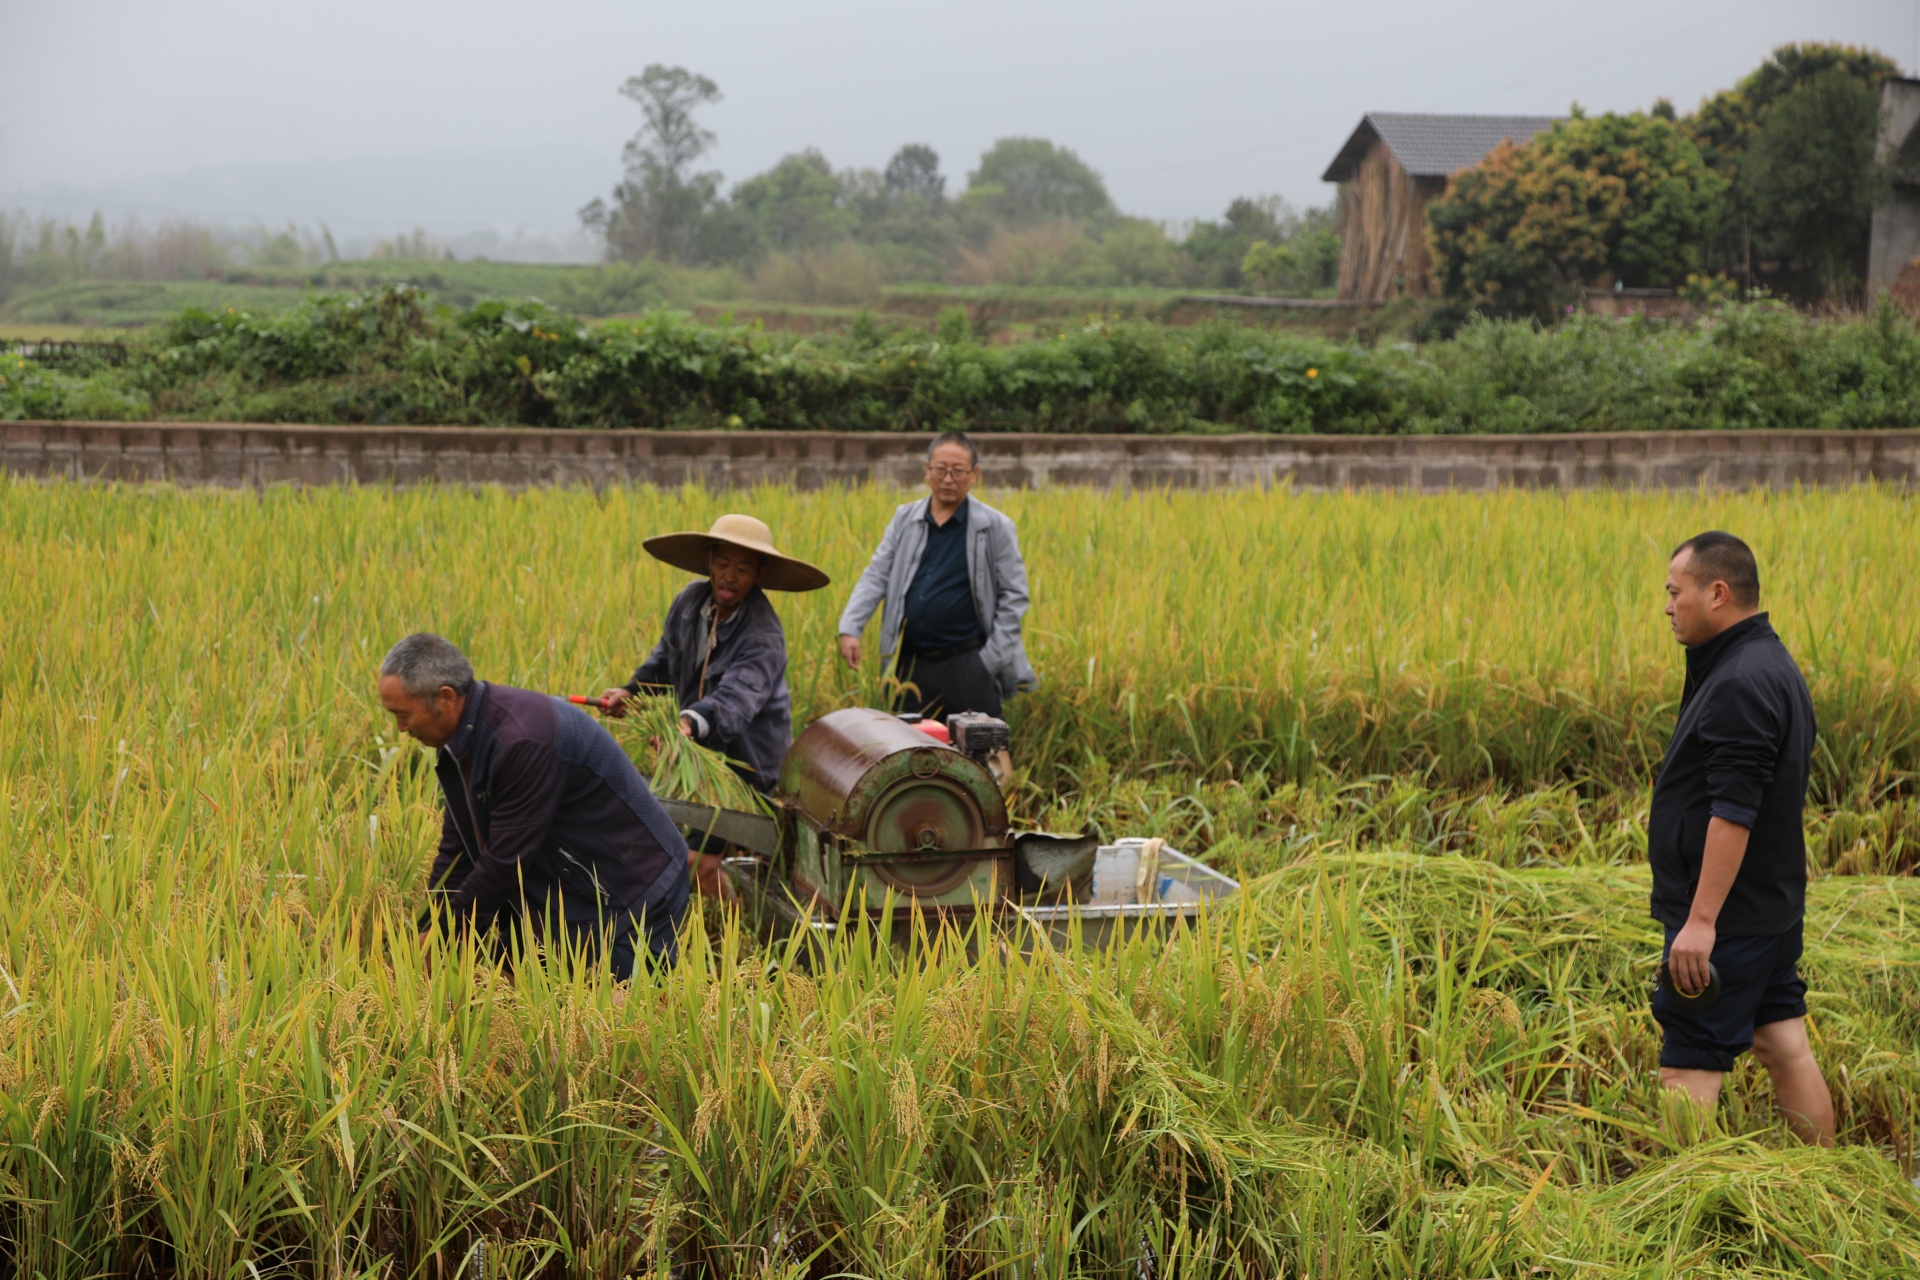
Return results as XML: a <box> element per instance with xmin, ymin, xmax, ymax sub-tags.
<box><xmin>0</xmin><ymin>477</ymin><xmax>1915</xmax><ymax>1277</ymax></box>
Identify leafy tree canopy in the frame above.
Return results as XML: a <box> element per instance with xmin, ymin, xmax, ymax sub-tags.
<box><xmin>884</xmin><ymin>145</ymin><xmax>945</xmax><ymax>206</ymax></box>
<box><xmin>1745</xmin><ymin>69</ymin><xmax>1890</xmax><ymax>291</ymax></box>
<box><xmin>1682</xmin><ymin>42</ymin><xmax>1898</xmax><ymax>289</ymax></box>
<box><xmin>577</xmin><ymin>73</ymin><xmax>1329</xmax><ymax>294</ymax></box>
<box><xmin>964</xmin><ymin>138</ymin><xmax>1113</xmax><ymax>225</ymax></box>
<box><xmin>1687</xmin><ymin>43</ymin><xmax>1894</xmax><ymax>181</ymax></box>
<box><xmin>581</xmin><ymin>65</ymin><xmax>725</xmax><ymax>266</ymax></box>
<box><xmin>1427</xmin><ymin>111</ymin><xmax>1725</xmax><ymax>319</ymax></box>
<box><xmin>730</xmin><ymin>150</ymin><xmax>853</xmax><ymax>254</ymax></box>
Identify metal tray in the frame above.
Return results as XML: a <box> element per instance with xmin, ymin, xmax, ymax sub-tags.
<box><xmin>1016</xmin><ymin>840</ymin><xmax>1240</xmax><ymax>948</ymax></box>
<box><xmin>720</xmin><ymin>838</ymin><xmax>1240</xmax><ymax>953</ymax></box>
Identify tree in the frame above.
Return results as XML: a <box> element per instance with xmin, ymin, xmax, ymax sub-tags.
<box><xmin>580</xmin><ymin>65</ymin><xmax>725</xmax><ymax>264</ymax></box>
<box><xmin>730</xmin><ymin>150</ymin><xmax>854</xmax><ymax>254</ymax></box>
<box><xmin>1427</xmin><ymin>111</ymin><xmax>1725</xmax><ymax>319</ymax></box>
<box><xmin>1744</xmin><ymin>69</ymin><xmax>1888</xmax><ymax>295</ymax></box>
<box><xmin>884</xmin><ymin>145</ymin><xmax>945</xmax><ymax>206</ymax></box>
<box><xmin>1239</xmin><ymin>223</ymin><xmax>1340</xmax><ymax>296</ymax></box>
<box><xmin>964</xmin><ymin>138</ymin><xmax>1113</xmax><ymax>224</ymax></box>
<box><xmin>838</xmin><ymin>146</ymin><xmax>958</xmax><ymax>263</ymax></box>
<box><xmin>1179</xmin><ymin>195</ymin><xmax>1342</xmax><ymax>291</ymax></box>
<box><xmin>1183</xmin><ymin>195</ymin><xmax>1289</xmax><ymax>288</ymax></box>
<box><xmin>1739</xmin><ymin>43</ymin><xmax>1898</xmax><ymax>115</ymax></box>
<box><xmin>1240</xmin><ymin>240</ymin><xmax>1297</xmax><ymax>293</ymax></box>
<box><xmin>1682</xmin><ymin>43</ymin><xmax>1898</xmax><ymax>293</ymax></box>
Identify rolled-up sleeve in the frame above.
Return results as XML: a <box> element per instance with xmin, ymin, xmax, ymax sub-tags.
<box><xmin>1697</xmin><ymin>677</ymin><xmax>1782</xmax><ymax>829</ymax></box>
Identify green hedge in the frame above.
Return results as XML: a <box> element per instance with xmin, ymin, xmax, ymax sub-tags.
<box><xmin>7</xmin><ymin>285</ymin><xmax>1920</xmax><ymax>432</ymax></box>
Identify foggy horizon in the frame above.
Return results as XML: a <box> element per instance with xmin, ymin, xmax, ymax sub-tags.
<box><xmin>2</xmin><ymin>0</ymin><xmax>1911</xmax><ymax>256</ymax></box>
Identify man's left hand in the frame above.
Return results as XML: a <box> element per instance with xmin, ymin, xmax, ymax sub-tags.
<box><xmin>1669</xmin><ymin>918</ymin><xmax>1717</xmax><ymax>996</ymax></box>
<box><xmin>678</xmin><ymin>717</ymin><xmax>694</xmax><ymax>739</ymax></box>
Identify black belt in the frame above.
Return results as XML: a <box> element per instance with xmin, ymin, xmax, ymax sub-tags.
<box><xmin>902</xmin><ymin>638</ymin><xmax>983</xmax><ymax>663</ymax></box>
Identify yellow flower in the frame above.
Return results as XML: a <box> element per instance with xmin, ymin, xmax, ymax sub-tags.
<box><xmin>1307</xmin><ymin>368</ymin><xmax>1318</xmax><ymax>378</ymax></box>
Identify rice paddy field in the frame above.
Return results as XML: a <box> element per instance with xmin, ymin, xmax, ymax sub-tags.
<box><xmin>2</xmin><ymin>478</ymin><xmax>1917</xmax><ymax>1278</ymax></box>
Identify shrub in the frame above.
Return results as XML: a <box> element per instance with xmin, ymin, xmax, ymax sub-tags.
<box><xmin>0</xmin><ymin>352</ymin><xmax>148</xmax><ymax>420</ymax></box>
<box><xmin>25</xmin><ymin>286</ymin><xmax>1920</xmax><ymax>434</ymax></box>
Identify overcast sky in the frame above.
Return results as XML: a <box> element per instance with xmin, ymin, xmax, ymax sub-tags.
<box><xmin>1</xmin><ymin>0</ymin><xmax>1912</xmax><ymax>240</ymax></box>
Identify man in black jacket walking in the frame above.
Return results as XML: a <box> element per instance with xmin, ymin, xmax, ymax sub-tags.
<box><xmin>378</xmin><ymin>633</ymin><xmax>691</xmax><ymax>978</ymax></box>
<box><xmin>1651</xmin><ymin>532</ymin><xmax>1833</xmax><ymax>1144</ymax></box>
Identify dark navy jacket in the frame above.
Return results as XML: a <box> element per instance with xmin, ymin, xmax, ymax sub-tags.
<box><xmin>427</xmin><ymin>681</ymin><xmax>689</xmax><ymax>941</ymax></box>
<box><xmin>625</xmin><ymin>581</ymin><xmax>792</xmax><ymax>794</ymax></box>
<box><xmin>1648</xmin><ymin>614</ymin><xmax>1815</xmax><ymax>936</ymax></box>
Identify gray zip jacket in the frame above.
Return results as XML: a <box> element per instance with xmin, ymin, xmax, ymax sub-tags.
<box><xmin>838</xmin><ymin>495</ymin><xmax>1039</xmax><ymax>697</ymax></box>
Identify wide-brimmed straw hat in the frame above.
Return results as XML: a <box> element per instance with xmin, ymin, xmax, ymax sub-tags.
<box><xmin>642</xmin><ymin>513</ymin><xmax>830</xmax><ymax>593</ymax></box>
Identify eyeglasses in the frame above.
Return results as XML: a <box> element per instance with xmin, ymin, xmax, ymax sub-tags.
<box><xmin>925</xmin><ymin>464</ymin><xmax>975</xmax><ymax>480</ymax></box>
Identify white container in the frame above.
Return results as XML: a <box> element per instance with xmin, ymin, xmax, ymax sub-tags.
<box><xmin>1016</xmin><ymin>839</ymin><xmax>1240</xmax><ymax>948</ymax></box>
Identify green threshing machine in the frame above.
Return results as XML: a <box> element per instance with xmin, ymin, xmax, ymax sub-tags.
<box><xmin>653</xmin><ymin>707</ymin><xmax>1239</xmax><ymax>945</ymax></box>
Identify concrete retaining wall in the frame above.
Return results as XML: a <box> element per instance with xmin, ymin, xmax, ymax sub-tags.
<box><xmin>5</xmin><ymin>421</ymin><xmax>1918</xmax><ymax>491</ymax></box>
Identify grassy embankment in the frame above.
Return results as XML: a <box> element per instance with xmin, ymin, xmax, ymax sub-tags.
<box><xmin>0</xmin><ymin>259</ymin><xmax>1400</xmax><ymax>344</ymax></box>
<box><xmin>1</xmin><ymin>481</ymin><xmax>1916</xmax><ymax>1276</ymax></box>
<box><xmin>0</xmin><ymin>262</ymin><xmax>1176</xmax><ymax>330</ymax></box>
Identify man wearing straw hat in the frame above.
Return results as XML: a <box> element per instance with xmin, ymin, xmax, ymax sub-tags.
<box><xmin>601</xmin><ymin>514</ymin><xmax>829</xmax><ymax>890</ymax></box>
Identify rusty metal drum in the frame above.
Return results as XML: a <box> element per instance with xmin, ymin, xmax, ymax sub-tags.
<box><xmin>777</xmin><ymin>708</ymin><xmax>1009</xmax><ymax>909</ymax></box>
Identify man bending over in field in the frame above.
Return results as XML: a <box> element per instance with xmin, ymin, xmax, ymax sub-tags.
<box><xmin>379</xmin><ymin>632</ymin><xmax>691</xmax><ymax>978</ymax></box>
<box><xmin>600</xmin><ymin>513</ymin><xmax>829</xmax><ymax>897</ymax></box>
<box><xmin>1650</xmin><ymin>532</ymin><xmax>1834</xmax><ymax>1144</ymax></box>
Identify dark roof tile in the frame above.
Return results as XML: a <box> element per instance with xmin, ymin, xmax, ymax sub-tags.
<box><xmin>1323</xmin><ymin>113</ymin><xmax>1561</xmax><ymax>183</ymax></box>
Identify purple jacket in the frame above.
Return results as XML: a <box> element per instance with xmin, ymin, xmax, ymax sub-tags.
<box><xmin>427</xmin><ymin>681</ymin><xmax>689</xmax><ymax>942</ymax></box>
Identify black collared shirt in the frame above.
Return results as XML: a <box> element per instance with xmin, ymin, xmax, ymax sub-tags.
<box><xmin>1648</xmin><ymin>613</ymin><xmax>1815</xmax><ymax>936</ymax></box>
<box><xmin>902</xmin><ymin>498</ymin><xmax>983</xmax><ymax>653</ymax></box>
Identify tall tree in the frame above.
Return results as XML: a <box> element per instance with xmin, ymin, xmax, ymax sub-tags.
<box><xmin>580</xmin><ymin>65</ymin><xmax>725</xmax><ymax>264</ymax></box>
<box><xmin>731</xmin><ymin>150</ymin><xmax>854</xmax><ymax>253</ymax></box>
<box><xmin>1183</xmin><ymin>195</ymin><xmax>1334</xmax><ymax>290</ymax></box>
<box><xmin>883</xmin><ymin>145</ymin><xmax>946</xmax><ymax>206</ymax></box>
<box><xmin>1683</xmin><ymin>42</ymin><xmax>1898</xmax><ymax>294</ymax></box>
<box><xmin>1745</xmin><ymin>69</ymin><xmax>1889</xmax><ymax>295</ymax></box>
<box><xmin>964</xmin><ymin>138</ymin><xmax>1112</xmax><ymax>224</ymax></box>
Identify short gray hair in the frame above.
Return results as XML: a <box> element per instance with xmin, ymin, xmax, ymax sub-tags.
<box><xmin>927</xmin><ymin>429</ymin><xmax>978</xmax><ymax>467</ymax></box>
<box><xmin>380</xmin><ymin>633</ymin><xmax>475</xmax><ymax>699</ymax></box>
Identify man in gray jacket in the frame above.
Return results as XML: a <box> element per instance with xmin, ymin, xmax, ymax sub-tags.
<box><xmin>837</xmin><ymin>431</ymin><xmax>1038</xmax><ymax>727</ymax></box>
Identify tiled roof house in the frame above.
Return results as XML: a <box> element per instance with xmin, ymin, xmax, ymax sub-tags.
<box><xmin>1323</xmin><ymin>113</ymin><xmax>1559</xmax><ymax>302</ymax></box>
